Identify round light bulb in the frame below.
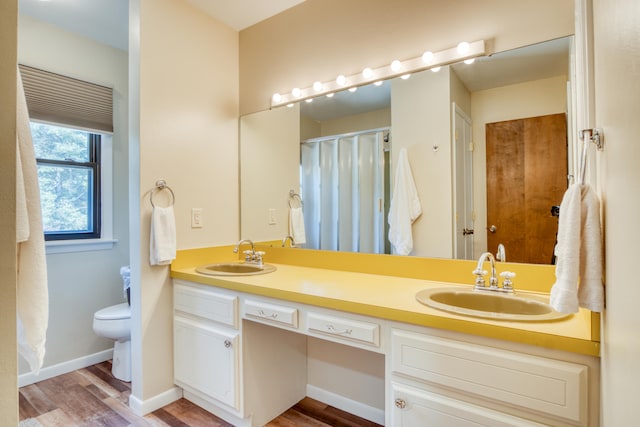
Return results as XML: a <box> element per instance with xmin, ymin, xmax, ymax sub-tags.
<box><xmin>400</xmin><ymin>74</ymin><xmax>411</xmax><ymax>80</ymax></box>
<box><xmin>362</xmin><ymin>67</ymin><xmax>374</xmax><ymax>79</ymax></box>
<box><xmin>336</xmin><ymin>75</ymin><xmax>347</xmax><ymax>86</ymax></box>
<box><xmin>286</xmin><ymin>103</ymin><xmax>294</xmax><ymax>108</ymax></box>
<box><xmin>348</xmin><ymin>87</ymin><xmax>357</xmax><ymax>92</ymax></box>
<box><xmin>373</xmin><ymin>80</ymin><xmax>383</xmax><ymax>86</ymax></box>
<box><xmin>391</xmin><ymin>60</ymin><xmax>402</xmax><ymax>72</ymax></box>
<box><xmin>326</xmin><ymin>93</ymin><xmax>334</xmax><ymax>98</ymax></box>
<box><xmin>292</xmin><ymin>87</ymin><xmax>302</xmax><ymax>98</ymax></box>
<box><xmin>272</xmin><ymin>93</ymin><xmax>282</xmax><ymax>103</ymax></box>
<box><xmin>457</xmin><ymin>41</ymin><xmax>470</xmax><ymax>55</ymax></box>
<box><xmin>464</xmin><ymin>58</ymin><xmax>475</xmax><ymax>65</ymax></box>
<box><xmin>422</xmin><ymin>51</ymin><xmax>434</xmax><ymax>63</ymax></box>
<box><xmin>313</xmin><ymin>81</ymin><xmax>323</xmax><ymax>92</ymax></box>
<box><xmin>305</xmin><ymin>98</ymin><xmax>313</xmax><ymax>103</ymax></box>
<box><xmin>431</xmin><ymin>66</ymin><xmax>441</xmax><ymax>73</ymax></box>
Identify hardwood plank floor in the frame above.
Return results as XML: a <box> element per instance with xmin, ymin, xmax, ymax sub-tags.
<box><xmin>19</xmin><ymin>361</ymin><xmax>383</xmax><ymax>427</ymax></box>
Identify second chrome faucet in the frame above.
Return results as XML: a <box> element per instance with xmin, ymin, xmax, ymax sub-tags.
<box><xmin>473</xmin><ymin>251</ymin><xmax>515</xmax><ymax>293</ymax></box>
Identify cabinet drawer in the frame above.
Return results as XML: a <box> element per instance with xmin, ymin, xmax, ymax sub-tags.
<box><xmin>174</xmin><ymin>282</ymin><xmax>238</xmax><ymax>328</ymax></box>
<box><xmin>392</xmin><ymin>383</ymin><xmax>545</xmax><ymax>427</ymax></box>
<box><xmin>307</xmin><ymin>312</ymin><xmax>380</xmax><ymax>347</ymax></box>
<box><xmin>244</xmin><ymin>299</ymin><xmax>299</xmax><ymax>328</ymax></box>
<box><xmin>391</xmin><ymin>329</ymin><xmax>588</xmax><ymax>425</ymax></box>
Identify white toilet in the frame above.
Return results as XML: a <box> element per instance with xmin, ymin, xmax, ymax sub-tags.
<box><xmin>93</xmin><ymin>303</ymin><xmax>131</xmax><ymax>382</ymax></box>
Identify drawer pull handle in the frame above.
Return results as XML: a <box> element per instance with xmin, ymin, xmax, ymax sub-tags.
<box><xmin>224</xmin><ymin>339</ymin><xmax>232</xmax><ymax>348</ymax></box>
<box><xmin>395</xmin><ymin>398</ymin><xmax>406</xmax><ymax>409</ymax></box>
<box><xmin>326</xmin><ymin>324</ymin><xmax>352</xmax><ymax>335</ymax></box>
<box><xmin>258</xmin><ymin>310</ymin><xmax>278</xmax><ymax>319</ymax></box>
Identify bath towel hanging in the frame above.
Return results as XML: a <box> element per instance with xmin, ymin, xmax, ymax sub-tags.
<box><xmin>388</xmin><ymin>147</ymin><xmax>422</xmax><ymax>255</ymax></box>
<box><xmin>16</xmin><ymin>67</ymin><xmax>49</xmax><ymax>374</ymax></box>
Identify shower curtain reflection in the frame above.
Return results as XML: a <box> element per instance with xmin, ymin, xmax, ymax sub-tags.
<box><xmin>301</xmin><ymin>128</ymin><xmax>389</xmax><ymax>254</ymax></box>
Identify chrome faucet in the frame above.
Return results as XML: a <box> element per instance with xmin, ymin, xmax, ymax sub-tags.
<box><xmin>473</xmin><ymin>252</ymin><xmax>498</xmax><ymax>290</ymax></box>
<box><xmin>281</xmin><ymin>235</ymin><xmax>296</xmax><ymax>247</ymax></box>
<box><xmin>233</xmin><ymin>239</ymin><xmax>264</xmax><ymax>265</ymax></box>
<box><xmin>496</xmin><ymin>243</ymin><xmax>506</xmax><ymax>262</ymax></box>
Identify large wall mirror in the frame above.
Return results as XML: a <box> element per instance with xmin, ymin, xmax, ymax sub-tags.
<box><xmin>240</xmin><ymin>36</ymin><xmax>575</xmax><ymax>265</ymax></box>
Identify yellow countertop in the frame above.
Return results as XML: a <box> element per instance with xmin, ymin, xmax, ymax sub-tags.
<box><xmin>171</xmin><ymin>246</ymin><xmax>600</xmax><ymax>357</ymax></box>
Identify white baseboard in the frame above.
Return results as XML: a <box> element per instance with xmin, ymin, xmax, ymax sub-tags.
<box><xmin>129</xmin><ymin>386</ymin><xmax>183</xmax><ymax>416</ymax></box>
<box><xmin>18</xmin><ymin>348</ymin><xmax>113</xmax><ymax>387</ymax></box>
<box><xmin>306</xmin><ymin>384</ymin><xmax>385</xmax><ymax>425</ymax></box>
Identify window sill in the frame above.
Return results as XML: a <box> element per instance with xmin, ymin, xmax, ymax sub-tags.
<box><xmin>45</xmin><ymin>238</ymin><xmax>118</xmax><ymax>255</ymax></box>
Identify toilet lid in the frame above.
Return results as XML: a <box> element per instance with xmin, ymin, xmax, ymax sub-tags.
<box><xmin>95</xmin><ymin>303</ymin><xmax>131</xmax><ymax>320</ymax></box>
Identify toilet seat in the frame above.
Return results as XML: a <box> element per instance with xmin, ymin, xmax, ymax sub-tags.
<box><xmin>94</xmin><ymin>303</ymin><xmax>130</xmax><ymax>320</ymax></box>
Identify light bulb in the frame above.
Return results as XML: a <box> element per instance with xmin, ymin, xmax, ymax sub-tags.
<box><xmin>336</xmin><ymin>75</ymin><xmax>347</xmax><ymax>86</ymax></box>
<box><xmin>305</xmin><ymin>98</ymin><xmax>313</xmax><ymax>103</ymax></box>
<box><xmin>286</xmin><ymin>103</ymin><xmax>294</xmax><ymax>108</ymax></box>
<box><xmin>457</xmin><ymin>41</ymin><xmax>470</xmax><ymax>55</ymax></box>
<box><xmin>401</xmin><ymin>74</ymin><xmax>411</xmax><ymax>80</ymax></box>
<box><xmin>373</xmin><ymin>81</ymin><xmax>383</xmax><ymax>86</ymax></box>
<box><xmin>313</xmin><ymin>81</ymin><xmax>323</xmax><ymax>92</ymax></box>
<box><xmin>292</xmin><ymin>87</ymin><xmax>301</xmax><ymax>98</ymax></box>
<box><xmin>362</xmin><ymin>67</ymin><xmax>374</xmax><ymax>79</ymax></box>
<box><xmin>272</xmin><ymin>93</ymin><xmax>282</xmax><ymax>103</ymax></box>
<box><xmin>326</xmin><ymin>93</ymin><xmax>334</xmax><ymax>98</ymax></box>
<box><xmin>422</xmin><ymin>51</ymin><xmax>434</xmax><ymax>63</ymax></box>
<box><xmin>464</xmin><ymin>58</ymin><xmax>475</xmax><ymax>64</ymax></box>
<box><xmin>348</xmin><ymin>87</ymin><xmax>357</xmax><ymax>92</ymax></box>
<box><xmin>391</xmin><ymin>60</ymin><xmax>402</xmax><ymax>72</ymax></box>
<box><xmin>431</xmin><ymin>66</ymin><xmax>441</xmax><ymax>73</ymax></box>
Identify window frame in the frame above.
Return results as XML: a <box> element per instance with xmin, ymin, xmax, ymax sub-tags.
<box><xmin>34</xmin><ymin>124</ymin><xmax>103</xmax><ymax>241</ymax></box>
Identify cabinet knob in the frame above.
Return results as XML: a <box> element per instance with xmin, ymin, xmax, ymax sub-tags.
<box><xmin>394</xmin><ymin>398</ymin><xmax>406</xmax><ymax>409</ymax></box>
<box><xmin>224</xmin><ymin>339</ymin><xmax>232</xmax><ymax>348</ymax></box>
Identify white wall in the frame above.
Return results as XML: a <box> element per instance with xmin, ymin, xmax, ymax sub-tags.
<box><xmin>470</xmin><ymin>75</ymin><xmax>568</xmax><ymax>256</ymax></box>
<box><xmin>391</xmin><ymin>68</ymin><xmax>453</xmax><ymax>258</ymax></box>
<box><xmin>131</xmin><ymin>0</ymin><xmax>239</xmax><ymax>404</ymax></box>
<box><xmin>17</xmin><ymin>16</ymin><xmax>130</xmax><ymax>376</ymax></box>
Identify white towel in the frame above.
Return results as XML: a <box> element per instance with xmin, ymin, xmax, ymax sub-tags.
<box><xmin>549</xmin><ymin>183</ymin><xmax>604</xmax><ymax>313</ymax></box>
<box><xmin>388</xmin><ymin>148</ymin><xmax>422</xmax><ymax>255</ymax></box>
<box><xmin>289</xmin><ymin>206</ymin><xmax>306</xmax><ymax>245</ymax></box>
<box><xmin>16</xmin><ymin>68</ymin><xmax>49</xmax><ymax>374</ymax></box>
<box><xmin>149</xmin><ymin>206</ymin><xmax>176</xmax><ymax>265</ymax></box>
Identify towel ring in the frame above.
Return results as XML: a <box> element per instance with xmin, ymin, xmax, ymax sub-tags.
<box><xmin>288</xmin><ymin>189</ymin><xmax>303</xmax><ymax>209</ymax></box>
<box><xmin>150</xmin><ymin>180</ymin><xmax>175</xmax><ymax>207</ymax></box>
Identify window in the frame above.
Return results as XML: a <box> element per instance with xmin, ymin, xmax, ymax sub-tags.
<box><xmin>31</xmin><ymin>122</ymin><xmax>102</xmax><ymax>240</ymax></box>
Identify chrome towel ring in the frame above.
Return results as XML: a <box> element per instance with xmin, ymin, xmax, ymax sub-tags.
<box><xmin>150</xmin><ymin>179</ymin><xmax>175</xmax><ymax>207</ymax></box>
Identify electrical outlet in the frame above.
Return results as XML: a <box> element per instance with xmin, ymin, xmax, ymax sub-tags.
<box><xmin>268</xmin><ymin>208</ymin><xmax>277</xmax><ymax>225</ymax></box>
<box><xmin>191</xmin><ymin>208</ymin><xmax>203</xmax><ymax>228</ymax></box>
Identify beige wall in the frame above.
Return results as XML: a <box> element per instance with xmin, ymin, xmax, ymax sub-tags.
<box><xmin>319</xmin><ymin>108</ymin><xmax>391</xmax><ymax>137</ymax></box>
<box><xmin>470</xmin><ymin>75</ymin><xmax>568</xmax><ymax>256</ymax></box>
<box><xmin>132</xmin><ymin>0</ymin><xmax>239</xmax><ymax>403</ymax></box>
<box><xmin>17</xmin><ymin>15</ymin><xmax>130</xmax><ymax>376</ymax></box>
<box><xmin>239</xmin><ymin>0</ymin><xmax>574</xmax><ymax>115</ymax></box>
<box><xmin>0</xmin><ymin>0</ymin><xmax>18</xmax><ymax>424</ymax></box>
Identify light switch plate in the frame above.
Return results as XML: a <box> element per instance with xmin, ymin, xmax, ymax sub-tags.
<box><xmin>268</xmin><ymin>208</ymin><xmax>277</xmax><ymax>225</ymax></box>
<box><xmin>191</xmin><ymin>208</ymin><xmax>203</xmax><ymax>228</ymax></box>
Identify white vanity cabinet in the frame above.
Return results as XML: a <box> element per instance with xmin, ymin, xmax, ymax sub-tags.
<box><xmin>389</xmin><ymin>327</ymin><xmax>593</xmax><ymax>427</ymax></box>
<box><xmin>173</xmin><ymin>281</ymin><xmax>240</xmax><ymax>411</ymax></box>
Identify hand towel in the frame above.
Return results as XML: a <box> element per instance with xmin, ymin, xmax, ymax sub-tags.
<box><xmin>388</xmin><ymin>148</ymin><xmax>422</xmax><ymax>255</ymax></box>
<box><xmin>16</xmin><ymin>68</ymin><xmax>49</xmax><ymax>374</ymax></box>
<box><xmin>289</xmin><ymin>206</ymin><xmax>306</xmax><ymax>245</ymax></box>
<box><xmin>120</xmin><ymin>265</ymin><xmax>131</xmax><ymax>303</ymax></box>
<box><xmin>549</xmin><ymin>183</ymin><xmax>604</xmax><ymax>313</ymax></box>
<box><xmin>150</xmin><ymin>206</ymin><xmax>176</xmax><ymax>265</ymax></box>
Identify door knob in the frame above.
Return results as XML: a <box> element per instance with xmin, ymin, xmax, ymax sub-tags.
<box><xmin>395</xmin><ymin>398</ymin><xmax>406</xmax><ymax>409</ymax></box>
<box><xmin>488</xmin><ymin>225</ymin><xmax>497</xmax><ymax>233</ymax></box>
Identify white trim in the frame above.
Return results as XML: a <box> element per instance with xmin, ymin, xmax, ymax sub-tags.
<box><xmin>18</xmin><ymin>348</ymin><xmax>113</xmax><ymax>387</ymax></box>
<box><xmin>46</xmin><ymin>238</ymin><xmax>118</xmax><ymax>254</ymax></box>
<box><xmin>306</xmin><ymin>384</ymin><xmax>385</xmax><ymax>425</ymax></box>
<box><xmin>129</xmin><ymin>386</ymin><xmax>183</xmax><ymax>416</ymax></box>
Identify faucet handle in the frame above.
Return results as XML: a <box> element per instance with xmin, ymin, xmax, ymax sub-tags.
<box><xmin>473</xmin><ymin>268</ymin><xmax>487</xmax><ymax>287</ymax></box>
<box><xmin>500</xmin><ymin>271</ymin><xmax>516</xmax><ymax>291</ymax></box>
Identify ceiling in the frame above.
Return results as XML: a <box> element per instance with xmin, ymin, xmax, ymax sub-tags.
<box><xmin>18</xmin><ymin>0</ymin><xmax>306</xmax><ymax>51</ymax></box>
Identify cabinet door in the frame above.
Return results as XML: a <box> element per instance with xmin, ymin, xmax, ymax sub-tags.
<box><xmin>174</xmin><ymin>316</ymin><xmax>239</xmax><ymax>409</ymax></box>
<box><xmin>392</xmin><ymin>383</ymin><xmax>545</xmax><ymax>427</ymax></box>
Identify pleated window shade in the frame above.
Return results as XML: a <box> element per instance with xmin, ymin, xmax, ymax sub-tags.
<box><xmin>19</xmin><ymin>64</ymin><xmax>113</xmax><ymax>133</ymax></box>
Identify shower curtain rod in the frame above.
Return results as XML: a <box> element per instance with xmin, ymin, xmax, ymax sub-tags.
<box><xmin>301</xmin><ymin>126</ymin><xmax>390</xmax><ymax>144</ymax></box>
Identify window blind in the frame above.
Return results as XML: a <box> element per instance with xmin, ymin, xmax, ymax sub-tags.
<box><xmin>19</xmin><ymin>64</ymin><xmax>113</xmax><ymax>133</ymax></box>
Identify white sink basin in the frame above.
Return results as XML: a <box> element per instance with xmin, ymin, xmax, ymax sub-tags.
<box><xmin>416</xmin><ymin>287</ymin><xmax>571</xmax><ymax>322</ymax></box>
<box><xmin>195</xmin><ymin>262</ymin><xmax>276</xmax><ymax>276</ymax></box>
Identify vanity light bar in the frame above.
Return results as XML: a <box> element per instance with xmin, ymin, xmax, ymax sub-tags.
<box><xmin>271</xmin><ymin>39</ymin><xmax>486</xmax><ymax>108</ymax></box>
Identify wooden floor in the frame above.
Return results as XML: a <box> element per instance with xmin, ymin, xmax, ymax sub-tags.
<box><xmin>19</xmin><ymin>361</ymin><xmax>382</xmax><ymax>427</ymax></box>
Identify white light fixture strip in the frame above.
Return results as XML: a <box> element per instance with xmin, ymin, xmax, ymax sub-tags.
<box><xmin>271</xmin><ymin>39</ymin><xmax>486</xmax><ymax>108</ymax></box>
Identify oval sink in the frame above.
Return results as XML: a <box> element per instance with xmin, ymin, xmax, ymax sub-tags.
<box><xmin>416</xmin><ymin>287</ymin><xmax>571</xmax><ymax>322</ymax></box>
<box><xmin>195</xmin><ymin>262</ymin><xmax>276</xmax><ymax>276</ymax></box>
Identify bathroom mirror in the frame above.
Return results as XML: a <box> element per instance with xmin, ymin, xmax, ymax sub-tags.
<box><xmin>240</xmin><ymin>36</ymin><xmax>574</xmax><ymax>264</ymax></box>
